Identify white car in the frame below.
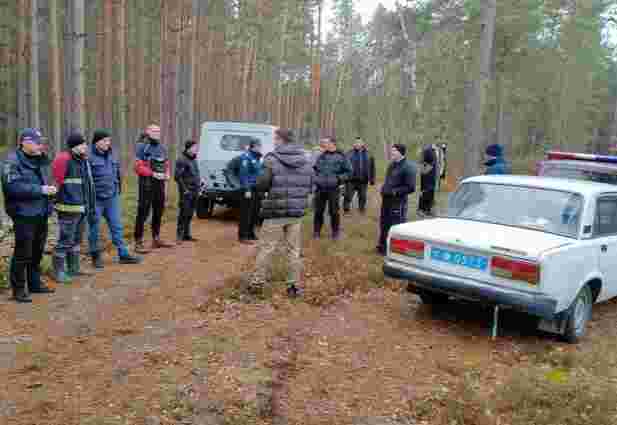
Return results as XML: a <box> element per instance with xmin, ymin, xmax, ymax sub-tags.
<box><xmin>384</xmin><ymin>174</ymin><xmax>617</xmax><ymax>343</ymax></box>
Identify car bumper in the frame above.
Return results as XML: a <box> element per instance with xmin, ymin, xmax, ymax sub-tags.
<box><xmin>202</xmin><ymin>189</ymin><xmax>239</xmax><ymax>203</ymax></box>
<box><xmin>383</xmin><ymin>259</ymin><xmax>557</xmax><ymax>319</ymax></box>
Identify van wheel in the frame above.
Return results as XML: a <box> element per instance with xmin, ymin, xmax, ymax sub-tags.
<box><xmin>561</xmin><ymin>285</ymin><xmax>593</xmax><ymax>344</ymax></box>
<box><xmin>196</xmin><ymin>197</ymin><xmax>214</xmax><ymax>219</ymax></box>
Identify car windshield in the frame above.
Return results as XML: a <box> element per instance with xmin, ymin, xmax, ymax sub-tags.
<box><xmin>447</xmin><ymin>182</ymin><xmax>583</xmax><ymax>238</ymax></box>
<box><xmin>541</xmin><ymin>165</ymin><xmax>617</xmax><ymax>185</ymax></box>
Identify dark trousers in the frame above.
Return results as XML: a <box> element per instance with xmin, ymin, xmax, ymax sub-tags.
<box><xmin>177</xmin><ymin>192</ymin><xmax>197</xmax><ymax>239</ymax></box>
<box><xmin>238</xmin><ymin>190</ymin><xmax>260</xmax><ymax>240</ymax></box>
<box><xmin>378</xmin><ymin>197</ymin><xmax>407</xmax><ymax>251</ymax></box>
<box><xmin>418</xmin><ymin>189</ymin><xmax>435</xmax><ymax>214</ymax></box>
<box><xmin>314</xmin><ymin>188</ymin><xmax>340</xmax><ymax>236</ymax></box>
<box><xmin>343</xmin><ymin>181</ymin><xmax>368</xmax><ymax>212</ymax></box>
<box><xmin>134</xmin><ymin>178</ymin><xmax>165</xmax><ymax>241</ymax></box>
<box><xmin>10</xmin><ymin>216</ymin><xmax>48</xmax><ymax>291</ymax></box>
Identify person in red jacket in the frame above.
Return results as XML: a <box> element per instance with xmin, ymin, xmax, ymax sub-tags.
<box><xmin>133</xmin><ymin>124</ymin><xmax>174</xmax><ymax>253</ymax></box>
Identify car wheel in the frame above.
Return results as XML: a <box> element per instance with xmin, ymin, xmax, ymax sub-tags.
<box><xmin>562</xmin><ymin>285</ymin><xmax>593</xmax><ymax>344</ymax></box>
<box><xmin>196</xmin><ymin>197</ymin><xmax>214</xmax><ymax>219</ymax></box>
<box><xmin>417</xmin><ymin>289</ymin><xmax>450</xmax><ymax>305</ymax></box>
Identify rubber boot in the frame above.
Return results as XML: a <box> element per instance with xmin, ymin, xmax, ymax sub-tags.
<box><xmin>135</xmin><ymin>240</ymin><xmax>151</xmax><ymax>254</ymax></box>
<box><xmin>118</xmin><ymin>253</ymin><xmax>141</xmax><ymax>264</ymax></box>
<box><xmin>53</xmin><ymin>256</ymin><xmax>72</xmax><ymax>284</ymax></box>
<box><xmin>67</xmin><ymin>253</ymin><xmax>92</xmax><ymax>277</ymax></box>
<box><xmin>10</xmin><ymin>260</ymin><xmax>32</xmax><ymax>302</ymax></box>
<box><xmin>28</xmin><ymin>265</ymin><xmax>55</xmax><ymax>294</ymax></box>
<box><xmin>12</xmin><ymin>287</ymin><xmax>32</xmax><ymax>303</ymax></box>
<box><xmin>91</xmin><ymin>252</ymin><xmax>104</xmax><ymax>269</ymax></box>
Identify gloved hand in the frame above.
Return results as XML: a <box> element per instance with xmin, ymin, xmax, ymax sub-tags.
<box><xmin>42</xmin><ymin>185</ymin><xmax>57</xmax><ymax>196</ymax></box>
<box><xmin>152</xmin><ymin>172</ymin><xmax>166</xmax><ymax>180</ymax></box>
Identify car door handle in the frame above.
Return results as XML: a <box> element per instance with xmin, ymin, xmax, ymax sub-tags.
<box><xmin>601</xmin><ymin>244</ymin><xmax>608</xmax><ymax>252</ymax></box>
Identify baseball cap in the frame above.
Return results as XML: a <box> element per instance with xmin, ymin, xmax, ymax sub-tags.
<box><xmin>19</xmin><ymin>128</ymin><xmax>44</xmax><ymax>145</ymax></box>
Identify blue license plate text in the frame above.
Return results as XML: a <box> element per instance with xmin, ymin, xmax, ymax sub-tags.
<box><xmin>430</xmin><ymin>247</ymin><xmax>488</xmax><ymax>271</ymax></box>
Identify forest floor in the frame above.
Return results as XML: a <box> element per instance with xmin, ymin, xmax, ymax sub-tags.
<box><xmin>2</xmin><ymin>188</ymin><xmax>617</xmax><ymax>425</ymax></box>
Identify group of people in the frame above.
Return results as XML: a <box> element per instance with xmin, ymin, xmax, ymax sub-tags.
<box><xmin>2</xmin><ymin>122</ymin><xmax>509</xmax><ymax>303</ymax></box>
<box><xmin>1</xmin><ymin>125</ymin><xmax>202</xmax><ymax>303</ymax></box>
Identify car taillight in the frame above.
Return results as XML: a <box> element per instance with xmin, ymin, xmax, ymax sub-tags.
<box><xmin>491</xmin><ymin>256</ymin><xmax>539</xmax><ymax>285</ymax></box>
<box><xmin>390</xmin><ymin>238</ymin><xmax>425</xmax><ymax>259</ymax></box>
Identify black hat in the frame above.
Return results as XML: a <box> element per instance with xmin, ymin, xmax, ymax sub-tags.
<box><xmin>184</xmin><ymin>140</ymin><xmax>197</xmax><ymax>151</ymax></box>
<box><xmin>393</xmin><ymin>144</ymin><xmax>407</xmax><ymax>157</ymax></box>
<box><xmin>92</xmin><ymin>129</ymin><xmax>111</xmax><ymax>145</ymax></box>
<box><xmin>66</xmin><ymin>133</ymin><xmax>86</xmax><ymax>149</ymax></box>
<box><xmin>249</xmin><ymin>139</ymin><xmax>262</xmax><ymax>149</ymax></box>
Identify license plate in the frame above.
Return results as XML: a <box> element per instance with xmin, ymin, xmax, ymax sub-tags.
<box><xmin>430</xmin><ymin>247</ymin><xmax>488</xmax><ymax>271</ymax></box>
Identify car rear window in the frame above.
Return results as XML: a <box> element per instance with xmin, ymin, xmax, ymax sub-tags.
<box><xmin>448</xmin><ymin>182</ymin><xmax>583</xmax><ymax>238</ymax></box>
<box><xmin>219</xmin><ymin>134</ymin><xmax>262</xmax><ymax>152</ymax></box>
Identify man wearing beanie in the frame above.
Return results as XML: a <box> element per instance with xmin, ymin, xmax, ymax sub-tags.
<box><xmin>1</xmin><ymin>129</ymin><xmax>57</xmax><ymax>302</ymax></box>
<box><xmin>133</xmin><ymin>124</ymin><xmax>173</xmax><ymax>252</ymax></box>
<box><xmin>226</xmin><ymin>139</ymin><xmax>263</xmax><ymax>244</ymax></box>
<box><xmin>376</xmin><ymin>144</ymin><xmax>416</xmax><ymax>256</ymax></box>
<box><xmin>87</xmin><ymin>129</ymin><xmax>141</xmax><ymax>268</ymax></box>
<box><xmin>313</xmin><ymin>137</ymin><xmax>352</xmax><ymax>240</ymax></box>
<box><xmin>174</xmin><ymin>140</ymin><xmax>201</xmax><ymax>243</ymax></box>
<box><xmin>484</xmin><ymin>144</ymin><xmax>510</xmax><ymax>175</ymax></box>
<box><xmin>51</xmin><ymin>132</ymin><xmax>96</xmax><ymax>283</ymax></box>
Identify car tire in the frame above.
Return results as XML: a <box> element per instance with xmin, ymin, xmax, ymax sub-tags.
<box><xmin>561</xmin><ymin>284</ymin><xmax>593</xmax><ymax>344</ymax></box>
<box><xmin>196</xmin><ymin>197</ymin><xmax>214</xmax><ymax>219</ymax></box>
<box><xmin>417</xmin><ymin>289</ymin><xmax>450</xmax><ymax>305</ymax></box>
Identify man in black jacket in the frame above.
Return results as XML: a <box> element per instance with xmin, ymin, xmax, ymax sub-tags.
<box><xmin>343</xmin><ymin>138</ymin><xmax>375</xmax><ymax>214</ymax></box>
<box><xmin>174</xmin><ymin>140</ymin><xmax>201</xmax><ymax>243</ymax></box>
<box><xmin>377</xmin><ymin>144</ymin><xmax>416</xmax><ymax>256</ymax></box>
<box><xmin>313</xmin><ymin>137</ymin><xmax>352</xmax><ymax>240</ymax></box>
<box><xmin>418</xmin><ymin>144</ymin><xmax>437</xmax><ymax>218</ymax></box>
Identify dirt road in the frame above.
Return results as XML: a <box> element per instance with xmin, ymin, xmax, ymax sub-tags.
<box><xmin>0</xmin><ymin>204</ymin><xmax>614</xmax><ymax>425</ymax></box>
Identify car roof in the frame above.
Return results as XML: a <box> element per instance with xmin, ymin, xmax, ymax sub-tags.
<box><xmin>462</xmin><ymin>174</ymin><xmax>617</xmax><ymax>195</ymax></box>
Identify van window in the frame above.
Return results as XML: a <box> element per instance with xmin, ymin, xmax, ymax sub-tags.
<box><xmin>220</xmin><ymin>134</ymin><xmax>261</xmax><ymax>152</ymax></box>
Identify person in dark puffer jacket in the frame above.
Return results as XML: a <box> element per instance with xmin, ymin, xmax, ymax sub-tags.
<box><xmin>247</xmin><ymin>128</ymin><xmax>313</xmax><ymax>298</ymax></box>
<box><xmin>174</xmin><ymin>140</ymin><xmax>201</xmax><ymax>243</ymax></box>
<box><xmin>377</xmin><ymin>144</ymin><xmax>416</xmax><ymax>256</ymax></box>
<box><xmin>343</xmin><ymin>137</ymin><xmax>376</xmax><ymax>214</ymax></box>
<box><xmin>87</xmin><ymin>129</ymin><xmax>141</xmax><ymax>269</ymax></box>
<box><xmin>312</xmin><ymin>137</ymin><xmax>352</xmax><ymax>240</ymax></box>
<box><xmin>52</xmin><ymin>133</ymin><xmax>97</xmax><ymax>283</ymax></box>
<box><xmin>1</xmin><ymin>128</ymin><xmax>57</xmax><ymax>302</ymax></box>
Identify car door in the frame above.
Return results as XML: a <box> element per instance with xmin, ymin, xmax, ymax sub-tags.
<box><xmin>594</xmin><ymin>196</ymin><xmax>617</xmax><ymax>300</ymax></box>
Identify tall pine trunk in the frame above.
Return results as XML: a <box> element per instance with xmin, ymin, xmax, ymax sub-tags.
<box><xmin>103</xmin><ymin>0</ymin><xmax>113</xmax><ymax>128</ymax></box>
<box><xmin>463</xmin><ymin>0</ymin><xmax>497</xmax><ymax>178</ymax></box>
<box><xmin>115</xmin><ymin>0</ymin><xmax>129</xmax><ymax>171</ymax></box>
<box><xmin>16</xmin><ymin>0</ymin><xmax>28</xmax><ymax>129</ymax></box>
<box><xmin>47</xmin><ymin>0</ymin><xmax>61</xmax><ymax>152</ymax></box>
<box><xmin>30</xmin><ymin>0</ymin><xmax>40</xmax><ymax>129</ymax></box>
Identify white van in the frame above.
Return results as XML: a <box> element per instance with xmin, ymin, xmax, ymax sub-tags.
<box><xmin>196</xmin><ymin>121</ymin><xmax>276</xmax><ymax>218</ymax></box>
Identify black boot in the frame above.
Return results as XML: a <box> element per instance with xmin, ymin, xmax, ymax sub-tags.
<box><xmin>10</xmin><ymin>259</ymin><xmax>33</xmax><ymax>302</ymax></box>
<box><xmin>91</xmin><ymin>252</ymin><xmax>104</xmax><ymax>270</ymax></box>
<box><xmin>13</xmin><ymin>287</ymin><xmax>32</xmax><ymax>303</ymax></box>
<box><xmin>53</xmin><ymin>255</ymin><xmax>72</xmax><ymax>284</ymax></box>
<box><xmin>119</xmin><ymin>253</ymin><xmax>142</xmax><ymax>264</ymax></box>
<box><xmin>28</xmin><ymin>265</ymin><xmax>55</xmax><ymax>294</ymax></box>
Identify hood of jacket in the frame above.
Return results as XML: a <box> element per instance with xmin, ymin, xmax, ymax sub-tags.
<box><xmin>270</xmin><ymin>143</ymin><xmax>308</xmax><ymax>169</ymax></box>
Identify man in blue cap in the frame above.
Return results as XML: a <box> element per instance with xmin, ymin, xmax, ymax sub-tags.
<box><xmin>1</xmin><ymin>129</ymin><xmax>57</xmax><ymax>302</ymax></box>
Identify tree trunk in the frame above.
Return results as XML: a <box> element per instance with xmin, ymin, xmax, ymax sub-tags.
<box><xmin>103</xmin><ymin>0</ymin><xmax>113</xmax><ymax>128</ymax></box>
<box><xmin>607</xmin><ymin>95</ymin><xmax>617</xmax><ymax>150</ymax></box>
<box><xmin>17</xmin><ymin>0</ymin><xmax>29</xmax><ymax>129</ymax></box>
<box><xmin>135</xmin><ymin>0</ymin><xmax>145</xmax><ymax>131</ymax></box>
<box><xmin>48</xmin><ymin>0</ymin><xmax>62</xmax><ymax>153</ymax></box>
<box><xmin>115</xmin><ymin>0</ymin><xmax>128</xmax><ymax>171</ymax></box>
<box><xmin>463</xmin><ymin>0</ymin><xmax>496</xmax><ymax>178</ymax></box>
<box><xmin>70</xmin><ymin>0</ymin><xmax>85</xmax><ymax>132</ymax></box>
<box><xmin>396</xmin><ymin>4</ymin><xmax>418</xmax><ymax>111</ymax></box>
<box><xmin>30</xmin><ymin>0</ymin><xmax>40</xmax><ymax>129</ymax></box>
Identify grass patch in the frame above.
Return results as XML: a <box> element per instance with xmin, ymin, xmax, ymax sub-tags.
<box><xmin>158</xmin><ymin>369</ymin><xmax>195</xmax><ymax>421</ymax></box>
<box><xmin>191</xmin><ymin>335</ymin><xmax>241</xmax><ymax>359</ymax></box>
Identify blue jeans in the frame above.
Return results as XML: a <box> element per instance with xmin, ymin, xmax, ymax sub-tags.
<box><xmin>55</xmin><ymin>213</ymin><xmax>85</xmax><ymax>258</ymax></box>
<box><xmin>88</xmin><ymin>195</ymin><xmax>130</xmax><ymax>257</ymax></box>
